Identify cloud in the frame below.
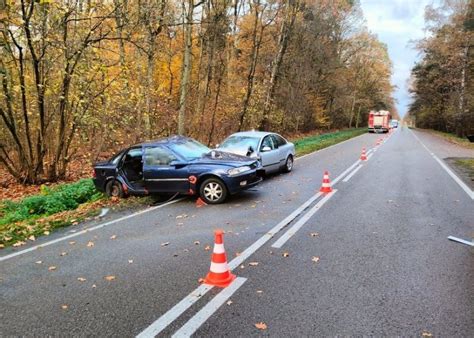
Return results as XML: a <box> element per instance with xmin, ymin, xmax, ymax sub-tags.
<box><xmin>360</xmin><ymin>0</ymin><xmax>433</xmax><ymax>116</ymax></box>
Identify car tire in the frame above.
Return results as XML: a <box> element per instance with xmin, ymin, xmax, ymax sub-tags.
<box><xmin>199</xmin><ymin>177</ymin><xmax>228</xmax><ymax>204</ymax></box>
<box><xmin>105</xmin><ymin>180</ymin><xmax>124</xmax><ymax>198</ymax></box>
<box><xmin>282</xmin><ymin>155</ymin><xmax>293</xmax><ymax>173</ymax></box>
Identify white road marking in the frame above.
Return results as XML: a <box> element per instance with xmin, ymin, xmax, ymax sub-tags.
<box><xmin>171</xmin><ymin>278</ymin><xmax>247</xmax><ymax>338</ymax></box>
<box><xmin>410</xmin><ymin>130</ymin><xmax>474</xmax><ymax>200</ymax></box>
<box><xmin>367</xmin><ymin>152</ymin><xmax>374</xmax><ymax>160</ymax></box>
<box><xmin>0</xmin><ymin>198</ymin><xmax>187</xmax><ymax>262</ymax></box>
<box><xmin>271</xmin><ymin>190</ymin><xmax>337</xmax><ymax>248</ymax></box>
<box><xmin>295</xmin><ymin>132</ymin><xmax>367</xmax><ymax>161</ymax></box>
<box><xmin>447</xmin><ymin>236</ymin><xmax>474</xmax><ymax>247</ymax></box>
<box><xmin>136</xmin><ymin>284</ymin><xmax>214</xmax><ymax>338</ymax></box>
<box><xmin>136</xmin><ymin>148</ymin><xmax>373</xmax><ymax>337</ymax></box>
<box><xmin>343</xmin><ymin>164</ymin><xmax>363</xmax><ymax>183</ymax></box>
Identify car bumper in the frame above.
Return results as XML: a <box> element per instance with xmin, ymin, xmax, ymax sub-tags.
<box><xmin>225</xmin><ymin>171</ymin><xmax>262</xmax><ymax>194</ymax></box>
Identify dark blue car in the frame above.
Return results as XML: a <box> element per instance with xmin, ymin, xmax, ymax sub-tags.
<box><xmin>93</xmin><ymin>136</ymin><xmax>263</xmax><ymax>204</ymax></box>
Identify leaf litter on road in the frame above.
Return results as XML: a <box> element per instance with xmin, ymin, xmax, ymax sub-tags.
<box><xmin>86</xmin><ymin>241</ymin><xmax>94</xmax><ymax>247</ymax></box>
<box><xmin>255</xmin><ymin>322</ymin><xmax>267</xmax><ymax>330</ymax></box>
<box><xmin>77</xmin><ymin>277</ymin><xmax>87</xmax><ymax>282</ymax></box>
<box><xmin>161</xmin><ymin>242</ymin><xmax>170</xmax><ymax>247</ymax></box>
<box><xmin>248</xmin><ymin>262</ymin><xmax>259</xmax><ymax>266</ymax></box>
<box><xmin>312</xmin><ymin>256</ymin><xmax>320</xmax><ymax>263</ymax></box>
<box><xmin>48</xmin><ymin>266</ymin><xmax>57</xmax><ymax>271</ymax></box>
<box><xmin>104</xmin><ymin>275</ymin><xmax>116</xmax><ymax>281</ymax></box>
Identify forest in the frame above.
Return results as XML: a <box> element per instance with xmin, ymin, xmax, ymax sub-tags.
<box><xmin>408</xmin><ymin>0</ymin><xmax>473</xmax><ymax>138</ymax></box>
<box><xmin>0</xmin><ymin>0</ymin><xmax>395</xmax><ymax>184</ymax></box>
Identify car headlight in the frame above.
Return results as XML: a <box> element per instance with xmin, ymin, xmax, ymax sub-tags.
<box><xmin>227</xmin><ymin>166</ymin><xmax>251</xmax><ymax>176</ymax></box>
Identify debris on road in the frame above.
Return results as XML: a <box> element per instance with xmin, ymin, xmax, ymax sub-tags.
<box><xmin>104</xmin><ymin>275</ymin><xmax>116</xmax><ymax>281</ymax></box>
<box><xmin>255</xmin><ymin>322</ymin><xmax>267</xmax><ymax>330</ymax></box>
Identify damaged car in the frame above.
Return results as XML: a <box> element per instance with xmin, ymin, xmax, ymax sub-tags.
<box><xmin>92</xmin><ymin>136</ymin><xmax>263</xmax><ymax>204</ymax></box>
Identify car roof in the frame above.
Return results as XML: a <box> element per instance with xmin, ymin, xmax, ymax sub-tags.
<box><xmin>226</xmin><ymin>131</ymin><xmax>274</xmax><ymax>138</ymax></box>
<box><xmin>133</xmin><ymin>135</ymin><xmax>193</xmax><ymax>147</ymax></box>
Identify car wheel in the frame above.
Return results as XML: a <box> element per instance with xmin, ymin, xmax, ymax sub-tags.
<box><xmin>282</xmin><ymin>155</ymin><xmax>293</xmax><ymax>173</ymax></box>
<box><xmin>105</xmin><ymin>180</ymin><xmax>124</xmax><ymax>198</ymax></box>
<box><xmin>199</xmin><ymin>178</ymin><xmax>228</xmax><ymax>204</ymax></box>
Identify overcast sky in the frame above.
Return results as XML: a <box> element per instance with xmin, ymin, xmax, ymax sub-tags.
<box><xmin>360</xmin><ymin>0</ymin><xmax>435</xmax><ymax>117</ymax></box>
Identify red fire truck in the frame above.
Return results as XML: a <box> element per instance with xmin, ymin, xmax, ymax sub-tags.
<box><xmin>368</xmin><ymin>110</ymin><xmax>391</xmax><ymax>133</ymax></box>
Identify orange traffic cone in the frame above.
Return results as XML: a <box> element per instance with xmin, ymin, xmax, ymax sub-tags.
<box><xmin>319</xmin><ymin>171</ymin><xmax>333</xmax><ymax>194</ymax></box>
<box><xmin>203</xmin><ymin>230</ymin><xmax>236</xmax><ymax>288</ymax></box>
<box><xmin>195</xmin><ymin>197</ymin><xmax>207</xmax><ymax>208</ymax></box>
<box><xmin>360</xmin><ymin>147</ymin><xmax>367</xmax><ymax>161</ymax></box>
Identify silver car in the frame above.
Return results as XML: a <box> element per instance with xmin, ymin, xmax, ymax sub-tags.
<box><xmin>217</xmin><ymin>131</ymin><xmax>295</xmax><ymax>174</ymax></box>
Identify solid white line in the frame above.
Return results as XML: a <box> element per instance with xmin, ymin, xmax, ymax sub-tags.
<box><xmin>410</xmin><ymin>130</ymin><xmax>474</xmax><ymax>200</ymax></box>
<box><xmin>331</xmin><ymin>160</ymin><xmax>360</xmax><ymax>185</ymax></box>
<box><xmin>171</xmin><ymin>278</ymin><xmax>247</xmax><ymax>338</ymax></box>
<box><xmin>136</xmin><ymin>284</ymin><xmax>214</xmax><ymax>338</ymax></box>
<box><xmin>447</xmin><ymin>236</ymin><xmax>474</xmax><ymax>247</ymax></box>
<box><xmin>272</xmin><ymin>190</ymin><xmax>337</xmax><ymax>249</ymax></box>
<box><xmin>0</xmin><ymin>198</ymin><xmax>186</xmax><ymax>262</ymax></box>
<box><xmin>367</xmin><ymin>153</ymin><xmax>374</xmax><ymax>160</ymax></box>
<box><xmin>295</xmin><ymin>132</ymin><xmax>367</xmax><ymax>161</ymax></box>
<box><xmin>343</xmin><ymin>164</ymin><xmax>363</xmax><ymax>183</ymax></box>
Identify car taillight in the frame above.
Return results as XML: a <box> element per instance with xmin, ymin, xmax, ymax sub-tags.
<box><xmin>92</xmin><ymin>168</ymin><xmax>96</xmax><ymax>178</ymax></box>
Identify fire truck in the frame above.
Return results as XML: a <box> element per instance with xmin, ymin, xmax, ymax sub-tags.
<box><xmin>368</xmin><ymin>110</ymin><xmax>391</xmax><ymax>133</ymax></box>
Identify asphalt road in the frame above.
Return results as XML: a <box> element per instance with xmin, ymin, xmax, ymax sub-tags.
<box><xmin>1</xmin><ymin>128</ymin><xmax>473</xmax><ymax>336</ymax></box>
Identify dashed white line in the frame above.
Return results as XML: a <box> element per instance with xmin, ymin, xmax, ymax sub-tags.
<box><xmin>0</xmin><ymin>198</ymin><xmax>187</xmax><ymax>262</ymax></box>
<box><xmin>410</xmin><ymin>130</ymin><xmax>474</xmax><ymax>200</ymax></box>
<box><xmin>271</xmin><ymin>190</ymin><xmax>337</xmax><ymax>248</ymax></box>
<box><xmin>171</xmin><ymin>278</ymin><xmax>247</xmax><ymax>338</ymax></box>
<box><xmin>343</xmin><ymin>164</ymin><xmax>363</xmax><ymax>183</ymax></box>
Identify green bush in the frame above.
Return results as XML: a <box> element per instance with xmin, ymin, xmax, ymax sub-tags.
<box><xmin>0</xmin><ymin>179</ymin><xmax>103</xmax><ymax>227</ymax></box>
<box><xmin>294</xmin><ymin>128</ymin><xmax>366</xmax><ymax>156</ymax></box>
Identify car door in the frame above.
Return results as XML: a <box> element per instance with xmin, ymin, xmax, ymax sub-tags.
<box><xmin>259</xmin><ymin>135</ymin><xmax>280</xmax><ymax>172</ymax></box>
<box><xmin>142</xmin><ymin>145</ymin><xmax>190</xmax><ymax>193</ymax></box>
<box><xmin>270</xmin><ymin>134</ymin><xmax>287</xmax><ymax>167</ymax></box>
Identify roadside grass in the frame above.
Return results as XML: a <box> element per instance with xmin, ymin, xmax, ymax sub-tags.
<box><xmin>0</xmin><ymin>179</ymin><xmax>153</xmax><ymax>248</ymax></box>
<box><xmin>455</xmin><ymin>158</ymin><xmax>474</xmax><ymax>180</ymax></box>
<box><xmin>293</xmin><ymin>128</ymin><xmax>366</xmax><ymax>156</ymax></box>
<box><xmin>1</xmin><ymin>128</ymin><xmax>367</xmax><ymax>249</ymax></box>
<box><xmin>421</xmin><ymin>129</ymin><xmax>474</xmax><ymax>150</ymax></box>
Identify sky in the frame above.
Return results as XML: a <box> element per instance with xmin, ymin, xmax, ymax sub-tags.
<box><xmin>360</xmin><ymin>0</ymin><xmax>434</xmax><ymax>118</ymax></box>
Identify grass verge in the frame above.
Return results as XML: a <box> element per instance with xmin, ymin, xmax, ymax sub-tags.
<box><xmin>455</xmin><ymin>158</ymin><xmax>474</xmax><ymax>180</ymax></box>
<box><xmin>293</xmin><ymin>128</ymin><xmax>366</xmax><ymax>156</ymax></box>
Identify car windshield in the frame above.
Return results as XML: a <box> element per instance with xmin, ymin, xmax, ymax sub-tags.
<box><xmin>219</xmin><ymin>136</ymin><xmax>260</xmax><ymax>151</ymax></box>
<box><xmin>167</xmin><ymin>139</ymin><xmax>211</xmax><ymax>161</ymax></box>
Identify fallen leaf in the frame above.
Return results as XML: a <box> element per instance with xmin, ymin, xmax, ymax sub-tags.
<box><xmin>198</xmin><ymin>278</ymin><xmax>205</xmax><ymax>283</ymax></box>
<box><xmin>128</xmin><ymin>259</ymin><xmax>133</xmax><ymax>264</ymax></box>
<box><xmin>161</xmin><ymin>242</ymin><xmax>170</xmax><ymax>247</ymax></box>
<box><xmin>110</xmin><ymin>235</ymin><xmax>117</xmax><ymax>240</ymax></box>
<box><xmin>422</xmin><ymin>332</ymin><xmax>433</xmax><ymax>337</ymax></box>
<box><xmin>69</xmin><ymin>241</ymin><xmax>76</xmax><ymax>245</ymax></box>
<box><xmin>194</xmin><ymin>241</ymin><xmax>200</xmax><ymax>245</ymax></box>
<box><xmin>35</xmin><ymin>260</ymin><xmax>42</xmax><ymax>264</ymax></box>
<box><xmin>240</xmin><ymin>265</ymin><xmax>245</xmax><ymax>269</ymax></box>
<box><xmin>204</xmin><ymin>245</ymin><xmax>211</xmax><ymax>251</ymax></box>
<box><xmin>44</xmin><ymin>231</ymin><xmax>50</xmax><ymax>235</ymax></box>
<box><xmin>104</xmin><ymin>275</ymin><xmax>116</xmax><ymax>281</ymax></box>
<box><xmin>28</xmin><ymin>235</ymin><xmax>36</xmax><ymax>241</ymax></box>
<box><xmin>0</xmin><ymin>244</ymin><xmax>4</xmax><ymax>248</ymax></box>
<box><xmin>60</xmin><ymin>252</ymin><xmax>67</xmax><ymax>256</ymax></box>
<box><xmin>92</xmin><ymin>284</ymin><xmax>97</xmax><ymax>288</ymax></box>
<box><xmin>61</xmin><ymin>304</ymin><xmax>68</xmax><ymax>310</ymax></box>
<box><xmin>13</xmin><ymin>241</ymin><xmax>26</xmax><ymax>247</ymax></box>
<box><xmin>48</xmin><ymin>266</ymin><xmax>57</xmax><ymax>271</ymax></box>
<box><xmin>249</xmin><ymin>262</ymin><xmax>259</xmax><ymax>266</ymax></box>
<box><xmin>310</xmin><ymin>232</ymin><xmax>319</xmax><ymax>237</ymax></box>
<box><xmin>255</xmin><ymin>322</ymin><xmax>267</xmax><ymax>330</ymax></box>
<box><xmin>282</xmin><ymin>252</ymin><xmax>289</xmax><ymax>257</ymax></box>
<box><xmin>256</xmin><ymin>290</ymin><xmax>263</xmax><ymax>294</ymax></box>
<box><xmin>87</xmin><ymin>241</ymin><xmax>94</xmax><ymax>247</ymax></box>
<box><xmin>235</xmin><ymin>252</ymin><xmax>241</xmax><ymax>256</ymax></box>
<box><xmin>226</xmin><ymin>300</ymin><xmax>233</xmax><ymax>305</ymax></box>
<box><xmin>312</xmin><ymin>256</ymin><xmax>320</xmax><ymax>263</ymax></box>
<box><xmin>77</xmin><ymin>277</ymin><xmax>87</xmax><ymax>282</ymax></box>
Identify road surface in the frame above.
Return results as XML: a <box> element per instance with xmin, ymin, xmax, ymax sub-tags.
<box><xmin>1</xmin><ymin>129</ymin><xmax>473</xmax><ymax>336</ymax></box>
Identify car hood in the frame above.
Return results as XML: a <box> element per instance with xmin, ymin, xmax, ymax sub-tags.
<box><xmin>190</xmin><ymin>151</ymin><xmax>257</xmax><ymax>167</ymax></box>
<box><xmin>216</xmin><ymin>146</ymin><xmax>250</xmax><ymax>157</ymax></box>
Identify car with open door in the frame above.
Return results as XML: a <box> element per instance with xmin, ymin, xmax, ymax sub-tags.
<box><xmin>93</xmin><ymin>136</ymin><xmax>263</xmax><ymax>204</ymax></box>
<box><xmin>216</xmin><ymin>131</ymin><xmax>295</xmax><ymax>174</ymax></box>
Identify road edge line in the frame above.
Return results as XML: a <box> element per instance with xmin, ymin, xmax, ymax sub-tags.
<box><xmin>343</xmin><ymin>164</ymin><xmax>363</xmax><ymax>183</ymax></box>
<box><xmin>0</xmin><ymin>197</ymin><xmax>187</xmax><ymax>262</ymax></box>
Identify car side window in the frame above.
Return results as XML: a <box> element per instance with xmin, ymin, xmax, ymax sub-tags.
<box><xmin>260</xmin><ymin>136</ymin><xmax>274</xmax><ymax>151</ymax></box>
<box><xmin>270</xmin><ymin>134</ymin><xmax>283</xmax><ymax>149</ymax></box>
<box><xmin>144</xmin><ymin>146</ymin><xmax>177</xmax><ymax>166</ymax></box>
<box><xmin>274</xmin><ymin>134</ymin><xmax>287</xmax><ymax>147</ymax></box>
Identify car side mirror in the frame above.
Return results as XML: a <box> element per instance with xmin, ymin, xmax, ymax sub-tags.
<box><xmin>261</xmin><ymin>146</ymin><xmax>272</xmax><ymax>152</ymax></box>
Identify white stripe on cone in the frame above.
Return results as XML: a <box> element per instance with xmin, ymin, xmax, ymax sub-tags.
<box><xmin>210</xmin><ymin>262</ymin><xmax>229</xmax><ymax>273</ymax></box>
<box><xmin>213</xmin><ymin>244</ymin><xmax>225</xmax><ymax>254</ymax></box>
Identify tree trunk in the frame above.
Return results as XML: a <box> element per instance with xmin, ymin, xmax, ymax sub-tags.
<box><xmin>178</xmin><ymin>0</ymin><xmax>194</xmax><ymax>135</ymax></box>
